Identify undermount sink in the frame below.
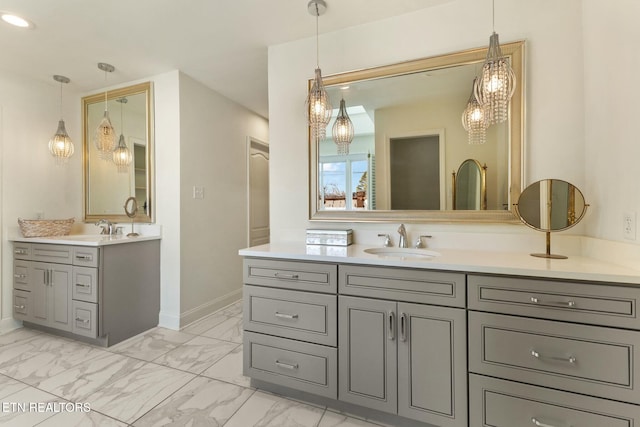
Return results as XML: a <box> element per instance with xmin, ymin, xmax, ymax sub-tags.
<box><xmin>364</xmin><ymin>247</ymin><xmax>440</xmax><ymax>259</ymax></box>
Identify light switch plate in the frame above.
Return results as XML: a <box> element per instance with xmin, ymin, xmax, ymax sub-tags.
<box><xmin>193</xmin><ymin>186</ymin><xmax>204</xmax><ymax>199</ymax></box>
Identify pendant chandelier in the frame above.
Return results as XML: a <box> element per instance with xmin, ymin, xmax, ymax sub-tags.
<box><xmin>94</xmin><ymin>62</ymin><xmax>117</xmax><ymax>160</ymax></box>
<box><xmin>473</xmin><ymin>0</ymin><xmax>515</xmax><ymax>125</ymax></box>
<box><xmin>332</xmin><ymin>98</ymin><xmax>354</xmax><ymax>155</ymax></box>
<box><xmin>113</xmin><ymin>97</ymin><xmax>133</xmax><ymax>173</ymax></box>
<box><xmin>48</xmin><ymin>75</ymin><xmax>74</xmax><ymax>163</ymax></box>
<box><xmin>462</xmin><ymin>77</ymin><xmax>489</xmax><ymax>145</ymax></box>
<box><xmin>304</xmin><ymin>0</ymin><xmax>332</xmax><ymax>141</ymax></box>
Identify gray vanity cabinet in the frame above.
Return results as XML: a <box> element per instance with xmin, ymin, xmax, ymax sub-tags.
<box><xmin>338</xmin><ymin>265</ymin><xmax>467</xmax><ymax>427</ymax></box>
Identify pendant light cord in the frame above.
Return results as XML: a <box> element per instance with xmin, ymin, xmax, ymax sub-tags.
<box><xmin>104</xmin><ymin>70</ymin><xmax>108</xmax><ymax>112</ymax></box>
<box><xmin>59</xmin><ymin>81</ymin><xmax>63</xmax><ymax>120</ymax></box>
<box><xmin>315</xmin><ymin>3</ymin><xmax>320</xmax><ymax>68</ymax></box>
<box><xmin>492</xmin><ymin>0</ymin><xmax>495</xmax><ymax>32</ymax></box>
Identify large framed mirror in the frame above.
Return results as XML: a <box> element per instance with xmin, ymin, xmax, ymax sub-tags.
<box><xmin>309</xmin><ymin>41</ymin><xmax>524</xmax><ymax>222</ymax></box>
<box><xmin>82</xmin><ymin>82</ymin><xmax>154</xmax><ymax>223</ymax></box>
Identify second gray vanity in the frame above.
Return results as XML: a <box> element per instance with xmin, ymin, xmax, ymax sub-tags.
<box><xmin>240</xmin><ymin>243</ymin><xmax>640</xmax><ymax>427</ymax></box>
<box><xmin>12</xmin><ymin>235</ymin><xmax>161</xmax><ymax>347</ymax></box>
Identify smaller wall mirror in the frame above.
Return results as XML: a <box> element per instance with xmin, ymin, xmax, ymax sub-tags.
<box><xmin>453</xmin><ymin>159</ymin><xmax>487</xmax><ymax>210</ymax></box>
<box><xmin>83</xmin><ymin>82</ymin><xmax>154</xmax><ymax>223</ymax></box>
<box><xmin>515</xmin><ymin>179</ymin><xmax>588</xmax><ymax>259</ymax></box>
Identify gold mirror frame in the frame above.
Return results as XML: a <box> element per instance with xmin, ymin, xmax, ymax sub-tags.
<box><xmin>82</xmin><ymin>82</ymin><xmax>154</xmax><ymax>223</ymax></box>
<box><xmin>452</xmin><ymin>159</ymin><xmax>487</xmax><ymax>211</ymax></box>
<box><xmin>309</xmin><ymin>41</ymin><xmax>525</xmax><ymax>223</ymax></box>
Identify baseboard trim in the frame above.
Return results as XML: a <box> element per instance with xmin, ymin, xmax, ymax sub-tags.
<box><xmin>180</xmin><ymin>288</ymin><xmax>243</xmax><ymax>329</ymax></box>
<box><xmin>0</xmin><ymin>317</ymin><xmax>22</xmax><ymax>335</ymax></box>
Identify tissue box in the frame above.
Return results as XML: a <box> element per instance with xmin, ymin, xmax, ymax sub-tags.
<box><xmin>306</xmin><ymin>229</ymin><xmax>353</xmax><ymax>246</ymax></box>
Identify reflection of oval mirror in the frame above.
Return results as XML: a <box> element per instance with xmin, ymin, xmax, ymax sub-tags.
<box><xmin>515</xmin><ymin>179</ymin><xmax>589</xmax><ymax>259</ymax></box>
<box><xmin>452</xmin><ymin>159</ymin><xmax>487</xmax><ymax>210</ymax></box>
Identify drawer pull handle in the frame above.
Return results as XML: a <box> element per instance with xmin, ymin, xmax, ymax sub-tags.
<box><xmin>275</xmin><ymin>312</ymin><xmax>299</xmax><ymax>320</ymax></box>
<box><xmin>76</xmin><ymin>283</ymin><xmax>91</xmax><ymax>288</ymax></box>
<box><xmin>274</xmin><ymin>273</ymin><xmax>300</xmax><ymax>280</ymax></box>
<box><xmin>530</xmin><ymin>297</ymin><xmax>576</xmax><ymax>308</ymax></box>
<box><xmin>531</xmin><ymin>417</ymin><xmax>567</xmax><ymax>427</ymax></box>
<box><xmin>14</xmin><ymin>305</ymin><xmax>25</xmax><ymax>310</ymax></box>
<box><xmin>400</xmin><ymin>312</ymin><xmax>407</xmax><ymax>342</ymax></box>
<box><xmin>76</xmin><ymin>255</ymin><xmax>93</xmax><ymax>261</ymax></box>
<box><xmin>14</xmin><ymin>249</ymin><xmax>27</xmax><ymax>255</ymax></box>
<box><xmin>75</xmin><ymin>318</ymin><xmax>90</xmax><ymax>324</ymax></box>
<box><xmin>14</xmin><ymin>274</ymin><xmax>26</xmax><ymax>279</ymax></box>
<box><xmin>275</xmin><ymin>360</ymin><xmax>298</xmax><ymax>370</ymax></box>
<box><xmin>531</xmin><ymin>349</ymin><xmax>576</xmax><ymax>364</ymax></box>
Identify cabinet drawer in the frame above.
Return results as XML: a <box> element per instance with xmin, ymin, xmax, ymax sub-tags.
<box><xmin>339</xmin><ymin>264</ymin><xmax>465</xmax><ymax>308</ymax></box>
<box><xmin>244</xmin><ymin>258</ymin><xmax>337</xmax><ymax>293</ymax></box>
<box><xmin>72</xmin><ymin>300</ymin><xmax>98</xmax><ymax>338</ymax></box>
<box><xmin>244</xmin><ymin>285</ymin><xmax>337</xmax><ymax>346</ymax></box>
<box><xmin>13</xmin><ymin>243</ymin><xmax>31</xmax><ymax>260</ymax></box>
<box><xmin>13</xmin><ymin>290</ymin><xmax>31</xmax><ymax>320</ymax></box>
<box><xmin>469</xmin><ymin>311</ymin><xmax>640</xmax><ymax>404</ymax></box>
<box><xmin>244</xmin><ymin>331</ymin><xmax>337</xmax><ymax>399</ymax></box>
<box><xmin>72</xmin><ymin>267</ymin><xmax>98</xmax><ymax>303</ymax></box>
<box><xmin>13</xmin><ymin>260</ymin><xmax>30</xmax><ymax>291</ymax></box>
<box><xmin>469</xmin><ymin>374</ymin><xmax>639</xmax><ymax>427</ymax></box>
<box><xmin>32</xmin><ymin>244</ymin><xmax>73</xmax><ymax>264</ymax></box>
<box><xmin>73</xmin><ymin>247</ymin><xmax>99</xmax><ymax>267</ymax></box>
<box><xmin>468</xmin><ymin>274</ymin><xmax>640</xmax><ymax>329</ymax></box>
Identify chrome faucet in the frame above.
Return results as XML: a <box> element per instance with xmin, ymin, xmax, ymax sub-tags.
<box><xmin>397</xmin><ymin>224</ymin><xmax>408</xmax><ymax>248</ymax></box>
<box><xmin>95</xmin><ymin>219</ymin><xmax>115</xmax><ymax>235</ymax></box>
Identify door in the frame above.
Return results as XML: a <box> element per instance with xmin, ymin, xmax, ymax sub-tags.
<box><xmin>397</xmin><ymin>302</ymin><xmax>468</xmax><ymax>427</ymax></box>
<box><xmin>247</xmin><ymin>137</ymin><xmax>270</xmax><ymax>246</ymax></box>
<box><xmin>338</xmin><ymin>295</ymin><xmax>397</xmax><ymax>414</ymax></box>
<box><xmin>29</xmin><ymin>262</ymin><xmax>72</xmax><ymax>331</ymax></box>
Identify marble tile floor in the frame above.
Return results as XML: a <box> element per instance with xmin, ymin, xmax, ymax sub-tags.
<box><xmin>0</xmin><ymin>301</ymin><xmax>384</xmax><ymax>427</ymax></box>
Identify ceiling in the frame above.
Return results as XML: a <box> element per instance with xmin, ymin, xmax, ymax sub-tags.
<box><xmin>0</xmin><ymin>0</ymin><xmax>453</xmax><ymax>118</ymax></box>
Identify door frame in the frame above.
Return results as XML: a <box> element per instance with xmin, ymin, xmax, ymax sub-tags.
<box><xmin>246</xmin><ymin>136</ymin><xmax>269</xmax><ymax>247</ymax></box>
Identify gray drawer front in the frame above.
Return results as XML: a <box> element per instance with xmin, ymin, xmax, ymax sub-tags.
<box><xmin>469</xmin><ymin>374</ymin><xmax>638</xmax><ymax>427</ymax></box>
<box><xmin>244</xmin><ymin>258</ymin><xmax>337</xmax><ymax>293</ymax></box>
<box><xmin>339</xmin><ymin>264</ymin><xmax>465</xmax><ymax>308</ymax></box>
<box><xmin>13</xmin><ymin>260</ymin><xmax>30</xmax><ymax>291</ymax></box>
<box><xmin>13</xmin><ymin>243</ymin><xmax>31</xmax><ymax>260</ymax></box>
<box><xmin>72</xmin><ymin>300</ymin><xmax>98</xmax><ymax>338</ymax></box>
<box><xmin>73</xmin><ymin>247</ymin><xmax>99</xmax><ymax>267</ymax></box>
<box><xmin>244</xmin><ymin>285</ymin><xmax>337</xmax><ymax>346</ymax></box>
<box><xmin>469</xmin><ymin>311</ymin><xmax>640</xmax><ymax>404</ymax></box>
<box><xmin>468</xmin><ymin>274</ymin><xmax>640</xmax><ymax>329</ymax></box>
<box><xmin>32</xmin><ymin>244</ymin><xmax>73</xmax><ymax>264</ymax></box>
<box><xmin>13</xmin><ymin>290</ymin><xmax>31</xmax><ymax>320</ymax></box>
<box><xmin>72</xmin><ymin>267</ymin><xmax>98</xmax><ymax>303</ymax></box>
<box><xmin>244</xmin><ymin>331</ymin><xmax>337</xmax><ymax>399</ymax></box>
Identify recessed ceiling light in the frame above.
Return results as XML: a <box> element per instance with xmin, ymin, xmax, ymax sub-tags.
<box><xmin>1</xmin><ymin>13</ymin><xmax>35</xmax><ymax>29</ymax></box>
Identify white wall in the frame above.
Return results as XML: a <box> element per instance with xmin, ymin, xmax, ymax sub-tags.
<box><xmin>583</xmin><ymin>0</ymin><xmax>640</xmax><ymax>244</ymax></box>
<box><xmin>268</xmin><ymin>0</ymin><xmax>586</xmax><ymax>243</ymax></box>
<box><xmin>178</xmin><ymin>73</ymin><xmax>268</xmax><ymax>326</ymax></box>
<box><xmin>0</xmin><ymin>70</ymin><xmax>83</xmax><ymax>331</ymax></box>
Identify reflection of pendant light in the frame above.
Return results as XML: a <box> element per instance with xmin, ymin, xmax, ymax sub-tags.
<box><xmin>113</xmin><ymin>97</ymin><xmax>132</xmax><ymax>173</ymax></box>
<box><xmin>473</xmin><ymin>0</ymin><xmax>515</xmax><ymax>124</ymax></box>
<box><xmin>332</xmin><ymin>98</ymin><xmax>354</xmax><ymax>155</ymax></box>
<box><xmin>462</xmin><ymin>77</ymin><xmax>489</xmax><ymax>144</ymax></box>
<box><xmin>48</xmin><ymin>75</ymin><xmax>74</xmax><ymax>163</ymax></box>
<box><xmin>304</xmin><ymin>0</ymin><xmax>332</xmax><ymax>141</ymax></box>
<box><xmin>94</xmin><ymin>62</ymin><xmax>116</xmax><ymax>160</ymax></box>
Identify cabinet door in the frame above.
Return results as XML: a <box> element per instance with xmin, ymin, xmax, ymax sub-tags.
<box><xmin>30</xmin><ymin>263</ymin><xmax>49</xmax><ymax>325</ymax></box>
<box><xmin>398</xmin><ymin>302</ymin><xmax>467</xmax><ymax>427</ymax></box>
<box><xmin>49</xmin><ymin>264</ymin><xmax>72</xmax><ymax>331</ymax></box>
<box><xmin>338</xmin><ymin>295</ymin><xmax>397</xmax><ymax>415</ymax></box>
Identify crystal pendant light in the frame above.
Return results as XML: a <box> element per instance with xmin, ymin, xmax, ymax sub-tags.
<box><xmin>94</xmin><ymin>63</ymin><xmax>116</xmax><ymax>160</ymax></box>
<box><xmin>113</xmin><ymin>97</ymin><xmax>132</xmax><ymax>173</ymax></box>
<box><xmin>304</xmin><ymin>0</ymin><xmax>332</xmax><ymax>141</ymax></box>
<box><xmin>473</xmin><ymin>0</ymin><xmax>516</xmax><ymax>125</ymax></box>
<box><xmin>462</xmin><ymin>77</ymin><xmax>489</xmax><ymax>144</ymax></box>
<box><xmin>48</xmin><ymin>75</ymin><xmax>74</xmax><ymax>163</ymax></box>
<box><xmin>332</xmin><ymin>98</ymin><xmax>354</xmax><ymax>155</ymax></box>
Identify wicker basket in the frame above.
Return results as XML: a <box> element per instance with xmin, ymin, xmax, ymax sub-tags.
<box><xmin>18</xmin><ymin>218</ymin><xmax>75</xmax><ymax>238</ymax></box>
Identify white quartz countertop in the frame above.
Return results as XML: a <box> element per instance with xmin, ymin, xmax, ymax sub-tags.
<box><xmin>239</xmin><ymin>243</ymin><xmax>640</xmax><ymax>285</ymax></box>
<box><xmin>11</xmin><ymin>234</ymin><xmax>161</xmax><ymax>247</ymax></box>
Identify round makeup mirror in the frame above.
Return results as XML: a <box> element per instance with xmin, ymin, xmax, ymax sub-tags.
<box><xmin>123</xmin><ymin>196</ymin><xmax>139</xmax><ymax>237</ymax></box>
<box><xmin>514</xmin><ymin>179</ymin><xmax>588</xmax><ymax>259</ymax></box>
